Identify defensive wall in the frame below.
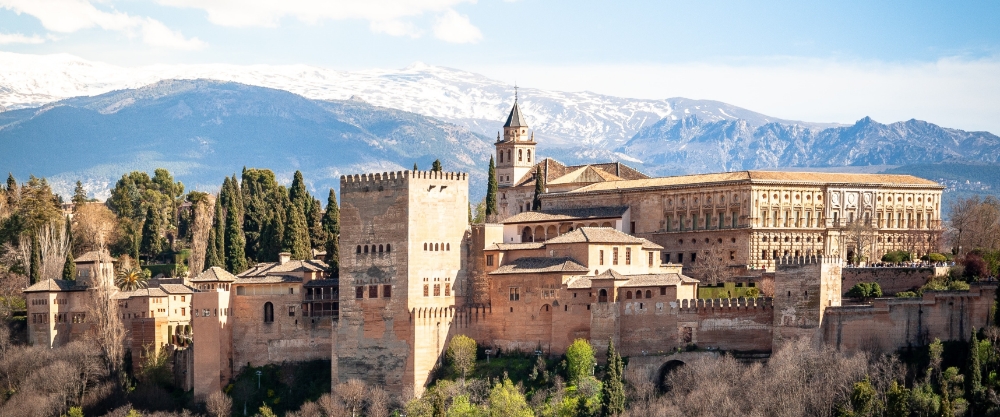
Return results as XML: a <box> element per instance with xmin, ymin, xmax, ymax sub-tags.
<box><xmin>841</xmin><ymin>266</ymin><xmax>948</xmax><ymax>295</ymax></box>
<box><xmin>821</xmin><ymin>283</ymin><xmax>997</xmax><ymax>352</ymax></box>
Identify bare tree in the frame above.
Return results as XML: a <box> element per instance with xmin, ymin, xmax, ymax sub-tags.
<box><xmin>949</xmin><ymin>195</ymin><xmax>1000</xmax><ymax>254</ymax></box>
<box><xmin>72</xmin><ymin>203</ymin><xmax>119</xmax><ymax>255</ymax></box>
<box><xmin>843</xmin><ymin>219</ymin><xmax>878</xmax><ymax>265</ymax></box>
<box><xmin>37</xmin><ymin>218</ymin><xmax>70</xmax><ymax>280</ymax></box>
<box><xmin>367</xmin><ymin>385</ymin><xmax>390</xmax><ymax>417</ymax></box>
<box><xmin>693</xmin><ymin>245</ymin><xmax>731</xmax><ymax>285</ymax></box>
<box><xmin>187</xmin><ymin>195</ymin><xmax>215</xmax><ymax>277</ymax></box>
<box><xmin>87</xmin><ymin>280</ymin><xmax>127</xmax><ymax>392</ymax></box>
<box><xmin>318</xmin><ymin>393</ymin><xmax>347</xmax><ymax>417</ymax></box>
<box><xmin>335</xmin><ymin>379</ymin><xmax>368</xmax><ymax>417</ymax></box>
<box><xmin>206</xmin><ymin>390</ymin><xmax>232</xmax><ymax>417</ymax></box>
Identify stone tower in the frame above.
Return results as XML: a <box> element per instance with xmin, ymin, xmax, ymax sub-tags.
<box><xmin>495</xmin><ymin>99</ymin><xmax>536</xmax><ymax>188</ymax></box>
<box><xmin>334</xmin><ymin>170</ymin><xmax>469</xmax><ymax>397</ymax></box>
<box><xmin>771</xmin><ymin>255</ymin><xmax>843</xmax><ymax>347</ymax></box>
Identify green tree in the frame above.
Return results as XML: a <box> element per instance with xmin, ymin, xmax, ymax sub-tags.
<box><xmin>282</xmin><ymin>201</ymin><xmax>311</xmax><ymax>260</ymax></box>
<box><xmin>72</xmin><ymin>180</ymin><xmax>88</xmax><ymax>206</ymax></box>
<box><xmin>29</xmin><ymin>234</ymin><xmax>41</xmax><ymax>284</ymax></box>
<box><xmin>432</xmin><ymin>159</ymin><xmax>443</xmax><ymax>172</ymax></box>
<box><xmin>288</xmin><ymin>170</ymin><xmax>309</xmax><ymax>211</ymax></box>
<box><xmin>208</xmin><ymin>197</ymin><xmax>226</xmax><ymax>269</ymax></box>
<box><xmin>447</xmin><ymin>395</ymin><xmax>484</xmax><ymax>417</ymax></box>
<box><xmin>846</xmin><ymin>282</ymin><xmax>883</xmax><ymax>299</ymax></box>
<box><xmin>885</xmin><ymin>380</ymin><xmax>911</xmax><ymax>417</ymax></box>
<box><xmin>487</xmin><ymin>377</ymin><xmax>533</xmax><ymax>417</ymax></box>
<box><xmin>532</xmin><ymin>166</ymin><xmax>544</xmax><ymax>211</ymax></box>
<box><xmin>969</xmin><ymin>331</ymin><xmax>983</xmax><ymax>408</ymax></box>
<box><xmin>447</xmin><ymin>335</ymin><xmax>477</xmax><ymax>382</ymax></box>
<box><xmin>847</xmin><ymin>376</ymin><xmax>883</xmax><ymax>417</ymax></box>
<box><xmin>601</xmin><ymin>339</ymin><xmax>626</xmax><ymax>417</ymax></box>
<box><xmin>486</xmin><ymin>157</ymin><xmax>498</xmax><ymax>219</ymax></box>
<box><xmin>322</xmin><ymin>189</ymin><xmax>340</xmax><ymax>275</ymax></box>
<box><xmin>566</xmin><ymin>339</ymin><xmax>596</xmax><ymax>385</ymax></box>
<box><xmin>140</xmin><ymin>206</ymin><xmax>163</xmax><ymax>262</ymax></box>
<box><xmin>224</xmin><ymin>200</ymin><xmax>248</xmax><ymax>273</ymax></box>
<box><xmin>115</xmin><ymin>267</ymin><xmax>149</xmax><ymax>291</ymax></box>
<box><xmin>241</xmin><ymin>168</ymin><xmax>283</xmax><ymax>262</ymax></box>
<box><xmin>62</xmin><ymin>216</ymin><xmax>76</xmax><ymax>280</ymax></box>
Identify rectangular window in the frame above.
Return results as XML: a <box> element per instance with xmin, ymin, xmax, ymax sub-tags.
<box><xmin>664</xmin><ymin>253</ymin><xmax>671</xmax><ymax>263</ymax></box>
<box><xmin>666</xmin><ymin>215</ymin><xmax>672</xmax><ymax>232</ymax></box>
<box><xmin>677</xmin><ymin>253</ymin><xmax>683</xmax><ymax>263</ymax></box>
<box><xmin>613</xmin><ymin>248</ymin><xmax>619</xmax><ymax>265</ymax></box>
<box><xmin>445</xmin><ymin>283</ymin><xmax>451</xmax><ymax>297</ymax></box>
<box><xmin>288</xmin><ymin>306</ymin><xmax>295</xmax><ymax>317</ymax></box>
<box><xmin>434</xmin><ymin>284</ymin><xmax>441</xmax><ymax>296</ymax></box>
<box><xmin>356</xmin><ymin>286</ymin><xmax>364</xmax><ymax>299</ymax></box>
<box><xmin>181</xmin><ymin>308</ymin><xmax>186</xmax><ymax>316</ymax></box>
<box><xmin>625</xmin><ymin>248</ymin><xmax>631</xmax><ymax>265</ymax></box>
<box><xmin>691</xmin><ymin>253</ymin><xmax>697</xmax><ymax>263</ymax></box>
<box><xmin>181</xmin><ymin>296</ymin><xmax>185</xmax><ymax>302</ymax></box>
<box><xmin>660</xmin><ymin>287</ymin><xmax>666</xmax><ymax>295</ymax></box>
<box><xmin>423</xmin><ymin>284</ymin><xmax>429</xmax><ymax>297</ymax></box>
<box><xmin>486</xmin><ymin>255</ymin><xmax>494</xmax><ymax>266</ymax></box>
<box><xmin>383</xmin><ymin>285</ymin><xmax>392</xmax><ymax>298</ymax></box>
<box><xmin>369</xmin><ymin>285</ymin><xmax>378</xmax><ymax>298</ymax></box>
<box><xmin>630</xmin><ymin>221</ymin><xmax>636</xmax><ymax>234</ymax></box>
<box><xmin>718</xmin><ymin>212</ymin><xmax>724</xmax><ymax>229</ymax></box>
<box><xmin>648</xmin><ymin>251</ymin><xmax>654</xmax><ymax>267</ymax></box>
<box><xmin>692</xmin><ymin>214</ymin><xmax>698</xmax><ymax>230</ymax></box>
<box><xmin>509</xmin><ymin>287</ymin><xmax>520</xmax><ymax>301</ymax></box>
<box><xmin>600</xmin><ymin>250</ymin><xmax>604</xmax><ymax>265</ymax></box>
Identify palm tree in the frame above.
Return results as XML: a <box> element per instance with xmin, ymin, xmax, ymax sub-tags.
<box><xmin>115</xmin><ymin>267</ymin><xmax>149</xmax><ymax>292</ymax></box>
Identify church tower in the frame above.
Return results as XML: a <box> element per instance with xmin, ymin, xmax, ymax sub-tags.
<box><xmin>495</xmin><ymin>97</ymin><xmax>536</xmax><ymax>188</ymax></box>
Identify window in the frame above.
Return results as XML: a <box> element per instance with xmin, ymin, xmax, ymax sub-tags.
<box><xmin>383</xmin><ymin>285</ymin><xmax>392</xmax><ymax>298</ymax></box>
<box><xmin>507</xmin><ymin>150</ymin><xmax>511</xmax><ymax>162</ymax></box>
<box><xmin>600</xmin><ymin>250</ymin><xmax>604</xmax><ymax>265</ymax></box>
<box><xmin>677</xmin><ymin>253</ymin><xmax>683</xmax><ymax>263</ymax></box>
<box><xmin>648</xmin><ymin>252</ymin><xmax>654</xmax><ymax>267</ymax></box>
<box><xmin>509</xmin><ymin>287</ymin><xmax>520</xmax><ymax>301</ymax></box>
<box><xmin>434</xmin><ymin>284</ymin><xmax>441</xmax><ymax>296</ymax></box>
<box><xmin>369</xmin><ymin>285</ymin><xmax>378</xmax><ymax>298</ymax></box>
<box><xmin>181</xmin><ymin>296</ymin><xmax>185</xmax><ymax>302</ymax></box>
<box><xmin>445</xmin><ymin>283</ymin><xmax>451</xmax><ymax>296</ymax></box>
<box><xmin>288</xmin><ymin>306</ymin><xmax>296</xmax><ymax>317</ymax></box>
<box><xmin>625</xmin><ymin>248</ymin><xmax>631</xmax><ymax>265</ymax></box>
<box><xmin>635</xmin><ymin>290</ymin><xmax>642</xmax><ymax>299</ymax></box>
<box><xmin>423</xmin><ymin>284</ymin><xmax>429</xmax><ymax>297</ymax></box>
<box><xmin>355</xmin><ymin>286</ymin><xmax>364</xmax><ymax>299</ymax></box>
<box><xmin>518</xmin><ymin>149</ymin><xmax>523</xmax><ymax>161</ymax></box>
<box><xmin>364</xmin><ymin>245</ymin><xmax>369</xmax><ymax>253</ymax></box>
<box><xmin>379</xmin><ymin>244</ymin><xmax>384</xmax><ymax>253</ymax></box>
<box><xmin>660</xmin><ymin>287</ymin><xmax>666</xmax><ymax>295</ymax></box>
<box><xmin>486</xmin><ymin>255</ymin><xmax>494</xmax><ymax>266</ymax></box>
<box><xmin>691</xmin><ymin>252</ymin><xmax>697</xmax><ymax>262</ymax></box>
<box><xmin>646</xmin><ymin>290</ymin><xmax>652</xmax><ymax>298</ymax></box>
<box><xmin>499</xmin><ymin>151</ymin><xmax>503</xmax><ymax>163</ymax></box>
<box><xmin>386</xmin><ymin>244</ymin><xmax>391</xmax><ymax>252</ymax></box>
<box><xmin>527</xmin><ymin>150</ymin><xmax>531</xmax><ymax>162</ymax></box>
<box><xmin>613</xmin><ymin>248</ymin><xmax>619</xmax><ymax>265</ymax></box>
<box><xmin>730</xmin><ymin>251</ymin><xmax>736</xmax><ymax>261</ymax></box>
<box><xmin>424</xmin><ymin>243</ymin><xmax>428</xmax><ymax>250</ymax></box>
<box><xmin>630</xmin><ymin>221</ymin><xmax>636</xmax><ymax>234</ymax></box>
<box><xmin>664</xmin><ymin>253</ymin><xmax>671</xmax><ymax>263</ymax></box>
<box><xmin>263</xmin><ymin>302</ymin><xmax>274</xmax><ymax>323</ymax></box>
<box><xmin>626</xmin><ymin>291</ymin><xmax>632</xmax><ymax>299</ymax></box>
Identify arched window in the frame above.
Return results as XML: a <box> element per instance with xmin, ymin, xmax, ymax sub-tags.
<box><xmin>379</xmin><ymin>245</ymin><xmax>384</xmax><ymax>253</ymax></box>
<box><xmin>499</xmin><ymin>152</ymin><xmax>503</xmax><ymax>163</ymax></box>
<box><xmin>507</xmin><ymin>150</ymin><xmax>511</xmax><ymax>162</ymax></box>
<box><xmin>518</xmin><ymin>149</ymin><xmax>523</xmax><ymax>161</ymax></box>
<box><xmin>599</xmin><ymin>289</ymin><xmax>608</xmax><ymax>302</ymax></box>
<box><xmin>364</xmin><ymin>245</ymin><xmax>369</xmax><ymax>253</ymax></box>
<box><xmin>527</xmin><ymin>150</ymin><xmax>532</xmax><ymax>162</ymax></box>
<box><xmin>635</xmin><ymin>291</ymin><xmax>642</xmax><ymax>299</ymax></box>
<box><xmin>645</xmin><ymin>290</ymin><xmax>652</xmax><ymax>298</ymax></box>
<box><xmin>446</xmin><ymin>243</ymin><xmax>450</xmax><ymax>251</ymax></box>
<box><xmin>386</xmin><ymin>244</ymin><xmax>391</xmax><ymax>253</ymax></box>
<box><xmin>434</xmin><ymin>243</ymin><xmax>439</xmax><ymax>251</ymax></box>
<box><xmin>626</xmin><ymin>291</ymin><xmax>633</xmax><ymax>299</ymax></box>
<box><xmin>424</xmin><ymin>243</ymin><xmax>427</xmax><ymax>250</ymax></box>
<box><xmin>357</xmin><ymin>245</ymin><xmax>362</xmax><ymax>253</ymax></box>
<box><xmin>263</xmin><ymin>302</ymin><xmax>274</xmax><ymax>323</ymax></box>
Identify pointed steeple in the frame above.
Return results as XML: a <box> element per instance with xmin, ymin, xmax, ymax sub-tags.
<box><xmin>504</xmin><ymin>102</ymin><xmax>528</xmax><ymax>128</ymax></box>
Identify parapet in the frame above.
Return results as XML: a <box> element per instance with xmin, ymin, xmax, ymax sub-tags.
<box><xmin>340</xmin><ymin>170</ymin><xmax>469</xmax><ymax>190</ymax></box>
<box><xmin>775</xmin><ymin>255</ymin><xmax>843</xmax><ymax>267</ymax></box>
<box><xmin>676</xmin><ymin>297</ymin><xmax>773</xmax><ymax>312</ymax></box>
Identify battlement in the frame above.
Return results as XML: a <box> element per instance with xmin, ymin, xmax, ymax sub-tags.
<box><xmin>676</xmin><ymin>297</ymin><xmax>773</xmax><ymax>312</ymax></box>
<box><xmin>340</xmin><ymin>170</ymin><xmax>468</xmax><ymax>189</ymax></box>
<box><xmin>775</xmin><ymin>255</ymin><xmax>843</xmax><ymax>267</ymax></box>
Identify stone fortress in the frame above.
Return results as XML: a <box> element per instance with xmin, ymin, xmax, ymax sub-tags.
<box><xmin>22</xmin><ymin>99</ymin><xmax>995</xmax><ymax>401</ymax></box>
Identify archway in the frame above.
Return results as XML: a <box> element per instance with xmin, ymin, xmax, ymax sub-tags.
<box><xmin>657</xmin><ymin>360</ymin><xmax>686</xmax><ymax>393</ymax></box>
<box><xmin>598</xmin><ymin>289</ymin><xmax>608</xmax><ymax>303</ymax></box>
<box><xmin>522</xmin><ymin>227</ymin><xmax>533</xmax><ymax>243</ymax></box>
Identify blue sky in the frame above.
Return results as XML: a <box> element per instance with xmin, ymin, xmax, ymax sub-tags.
<box><xmin>1</xmin><ymin>0</ymin><xmax>999</xmax><ymax>131</ymax></box>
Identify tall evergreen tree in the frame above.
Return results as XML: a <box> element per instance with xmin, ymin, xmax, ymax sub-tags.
<box><xmin>532</xmin><ymin>166</ymin><xmax>545</xmax><ymax>211</ymax></box>
<box><xmin>413</xmin><ymin>163</ymin><xmax>418</xmax><ymax>170</ymax></box>
<box><xmin>29</xmin><ymin>234</ymin><xmax>41</xmax><ymax>284</ymax></box>
<box><xmin>289</xmin><ymin>171</ymin><xmax>309</xmax><ymax>211</ymax></box>
<box><xmin>261</xmin><ymin>215</ymin><xmax>285</xmax><ymax>262</ymax></box>
<box><xmin>5</xmin><ymin>173</ymin><xmax>16</xmax><ymax>206</ymax></box>
<box><xmin>307</xmin><ymin>197</ymin><xmax>325</xmax><ymax>249</ymax></box>
<box><xmin>601</xmin><ymin>339</ymin><xmax>626</xmax><ymax>417</ymax></box>
<box><xmin>205</xmin><ymin>197</ymin><xmax>225</xmax><ymax>269</ymax></box>
<box><xmin>282</xmin><ymin>202</ymin><xmax>311</xmax><ymax>260</ymax></box>
<box><xmin>62</xmin><ymin>216</ymin><xmax>76</xmax><ymax>280</ymax></box>
<box><xmin>322</xmin><ymin>190</ymin><xmax>340</xmax><ymax>275</ymax></box>
<box><xmin>970</xmin><ymin>331</ymin><xmax>983</xmax><ymax>404</ymax></box>
<box><xmin>224</xmin><ymin>199</ymin><xmax>247</xmax><ymax>273</ymax></box>
<box><xmin>486</xmin><ymin>156</ymin><xmax>498</xmax><ymax>218</ymax></box>
<box><xmin>140</xmin><ymin>206</ymin><xmax>163</xmax><ymax>262</ymax></box>
<box><xmin>241</xmin><ymin>168</ymin><xmax>282</xmax><ymax>262</ymax></box>
<box><xmin>431</xmin><ymin>159</ymin><xmax>442</xmax><ymax>172</ymax></box>
<box><xmin>72</xmin><ymin>181</ymin><xmax>88</xmax><ymax>207</ymax></box>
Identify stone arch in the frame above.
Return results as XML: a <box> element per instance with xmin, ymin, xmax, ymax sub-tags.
<box><xmin>626</xmin><ymin>291</ymin><xmax>633</xmax><ymax>299</ymax></box>
<box><xmin>522</xmin><ymin>227</ymin><xmax>533</xmax><ymax>243</ymax></box>
<box><xmin>546</xmin><ymin>225</ymin><xmax>557</xmax><ymax>239</ymax></box>
<box><xmin>599</xmin><ymin>289</ymin><xmax>608</xmax><ymax>302</ymax></box>
<box><xmin>364</xmin><ymin>245</ymin><xmax>369</xmax><ymax>254</ymax></box>
<box><xmin>635</xmin><ymin>290</ymin><xmax>642</xmax><ymax>299</ymax></box>
<box><xmin>645</xmin><ymin>290</ymin><xmax>652</xmax><ymax>298</ymax></box>
<box><xmin>601</xmin><ymin>221</ymin><xmax>612</xmax><ymax>227</ymax></box>
<box><xmin>658</xmin><ymin>360</ymin><xmax>686</xmax><ymax>393</ymax></box>
<box><xmin>386</xmin><ymin>244</ymin><xmax>391</xmax><ymax>253</ymax></box>
<box><xmin>534</xmin><ymin>226</ymin><xmax>545</xmax><ymax>241</ymax></box>
<box><xmin>263</xmin><ymin>302</ymin><xmax>274</xmax><ymax>323</ymax></box>
<box><xmin>589</xmin><ymin>222</ymin><xmax>599</xmax><ymax>227</ymax></box>
<box><xmin>357</xmin><ymin>245</ymin><xmax>362</xmax><ymax>253</ymax></box>
<box><xmin>559</xmin><ymin>224</ymin><xmax>571</xmax><ymax>234</ymax></box>
<box><xmin>379</xmin><ymin>244</ymin><xmax>384</xmax><ymax>253</ymax></box>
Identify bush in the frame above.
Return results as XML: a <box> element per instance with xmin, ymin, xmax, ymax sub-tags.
<box><xmin>895</xmin><ymin>291</ymin><xmax>918</xmax><ymax>298</ymax></box>
<box><xmin>846</xmin><ymin>282</ymin><xmax>883</xmax><ymax>299</ymax></box>
<box><xmin>882</xmin><ymin>251</ymin><xmax>912</xmax><ymax>263</ymax></box>
<box><xmin>963</xmin><ymin>255</ymin><xmax>988</xmax><ymax>280</ymax></box>
<box><xmin>924</xmin><ymin>253</ymin><xmax>948</xmax><ymax>262</ymax></box>
<box><xmin>565</xmin><ymin>339</ymin><xmax>595</xmax><ymax>385</ymax></box>
<box><xmin>948</xmin><ymin>280</ymin><xmax>971</xmax><ymax>291</ymax></box>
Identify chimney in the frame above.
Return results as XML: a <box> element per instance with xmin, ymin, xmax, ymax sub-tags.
<box><xmin>279</xmin><ymin>252</ymin><xmax>291</xmax><ymax>265</ymax></box>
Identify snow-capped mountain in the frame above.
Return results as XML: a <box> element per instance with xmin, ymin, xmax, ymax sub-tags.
<box><xmin>0</xmin><ymin>52</ymin><xmax>835</xmax><ymax>152</ymax></box>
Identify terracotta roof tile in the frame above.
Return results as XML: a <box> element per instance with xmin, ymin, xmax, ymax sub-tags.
<box><xmin>23</xmin><ymin>279</ymin><xmax>86</xmax><ymax>293</ymax></box>
<box><xmin>74</xmin><ymin>250</ymin><xmax>115</xmax><ymax>263</ymax></box>
<box><xmin>489</xmin><ymin>257</ymin><xmax>589</xmax><ymax>275</ymax></box>
<box><xmin>502</xmin><ymin>206</ymin><xmax>629</xmax><ymax>224</ymax></box>
<box><xmin>620</xmin><ymin>273</ymin><xmax>698</xmax><ymax>287</ymax></box>
<box><xmin>544</xmin><ymin>227</ymin><xmax>646</xmax><ymax>245</ymax></box>
<box><xmin>191</xmin><ymin>267</ymin><xmax>238</xmax><ymax>282</ymax></box>
<box><xmin>568</xmin><ymin>170</ymin><xmax>941</xmax><ymax>194</ymax></box>
<box><xmin>159</xmin><ymin>284</ymin><xmax>195</xmax><ymax>294</ymax></box>
<box><xmin>234</xmin><ymin>275</ymin><xmax>303</xmax><ymax>284</ymax></box>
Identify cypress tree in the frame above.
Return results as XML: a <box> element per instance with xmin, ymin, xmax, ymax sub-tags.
<box><xmin>486</xmin><ymin>156</ymin><xmax>498</xmax><ymax>218</ymax></box>
<box><xmin>431</xmin><ymin>159</ymin><xmax>442</xmax><ymax>172</ymax></box>
<box><xmin>289</xmin><ymin>170</ymin><xmax>308</xmax><ymax>211</ymax></box>
<box><xmin>62</xmin><ymin>216</ymin><xmax>75</xmax><ymax>280</ymax></box>
<box><xmin>307</xmin><ymin>197</ymin><xmax>325</xmax><ymax>249</ymax></box>
<box><xmin>224</xmin><ymin>199</ymin><xmax>247</xmax><ymax>273</ymax></box>
<box><xmin>140</xmin><ymin>206</ymin><xmax>163</xmax><ymax>262</ymax></box>
<box><xmin>72</xmin><ymin>181</ymin><xmax>87</xmax><ymax>206</ymax></box>
<box><xmin>5</xmin><ymin>173</ymin><xmax>16</xmax><ymax>206</ymax></box>
<box><xmin>282</xmin><ymin>202</ymin><xmax>311</xmax><ymax>260</ymax></box>
<box><xmin>601</xmin><ymin>339</ymin><xmax>626</xmax><ymax>417</ymax></box>
<box><xmin>261</xmin><ymin>215</ymin><xmax>285</xmax><ymax>262</ymax></box>
<box><xmin>205</xmin><ymin>197</ymin><xmax>225</xmax><ymax>269</ymax></box>
<box><xmin>322</xmin><ymin>189</ymin><xmax>340</xmax><ymax>275</ymax></box>
<box><xmin>970</xmin><ymin>331</ymin><xmax>983</xmax><ymax>402</ymax></box>
<box><xmin>29</xmin><ymin>234</ymin><xmax>41</xmax><ymax>284</ymax></box>
<box><xmin>413</xmin><ymin>163</ymin><xmax>418</xmax><ymax>171</ymax></box>
<box><xmin>532</xmin><ymin>165</ymin><xmax>544</xmax><ymax>211</ymax></box>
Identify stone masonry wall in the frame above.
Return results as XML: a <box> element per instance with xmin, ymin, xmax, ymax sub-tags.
<box><xmin>842</xmin><ymin>267</ymin><xmax>948</xmax><ymax>296</ymax></box>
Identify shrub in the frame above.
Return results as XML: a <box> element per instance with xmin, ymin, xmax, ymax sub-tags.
<box><xmin>447</xmin><ymin>335</ymin><xmax>477</xmax><ymax>381</ymax></box>
<box><xmin>882</xmin><ymin>251</ymin><xmax>912</xmax><ymax>263</ymax></box>
<box><xmin>925</xmin><ymin>253</ymin><xmax>948</xmax><ymax>263</ymax></box>
<box><xmin>846</xmin><ymin>282</ymin><xmax>883</xmax><ymax>299</ymax></box>
<box><xmin>565</xmin><ymin>339</ymin><xmax>596</xmax><ymax>385</ymax></box>
<box><xmin>895</xmin><ymin>291</ymin><xmax>918</xmax><ymax>298</ymax></box>
<box><xmin>948</xmin><ymin>280</ymin><xmax>971</xmax><ymax>291</ymax></box>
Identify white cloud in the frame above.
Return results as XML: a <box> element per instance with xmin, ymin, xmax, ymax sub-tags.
<box><xmin>432</xmin><ymin>9</ymin><xmax>481</xmax><ymax>43</ymax></box>
<box><xmin>157</xmin><ymin>0</ymin><xmax>478</xmax><ymax>40</ymax></box>
<box><xmin>0</xmin><ymin>32</ymin><xmax>45</xmax><ymax>44</ymax></box>
<box><xmin>0</xmin><ymin>0</ymin><xmax>205</xmax><ymax>49</ymax></box>
<box><xmin>472</xmin><ymin>57</ymin><xmax>1000</xmax><ymax>134</ymax></box>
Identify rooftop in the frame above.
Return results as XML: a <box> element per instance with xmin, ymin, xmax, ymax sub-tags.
<box><xmin>544</xmin><ymin>227</ymin><xmax>647</xmax><ymax>245</ymax></box>
<box><xmin>238</xmin><ymin>259</ymin><xmax>329</xmax><ymax>278</ymax></box>
<box><xmin>489</xmin><ymin>257</ymin><xmax>589</xmax><ymax>275</ymax></box>
<box><xmin>115</xmin><ymin>287</ymin><xmax>168</xmax><ymax>299</ymax></box>
<box><xmin>234</xmin><ymin>275</ymin><xmax>303</xmax><ymax>284</ymax></box>
<box><xmin>23</xmin><ymin>279</ymin><xmax>87</xmax><ymax>293</ymax></box>
<box><xmin>158</xmin><ymin>283</ymin><xmax>195</xmax><ymax>294</ymax></box>
<box><xmin>503</xmin><ymin>102</ymin><xmax>528</xmax><ymax>128</ymax></box>
<box><xmin>75</xmin><ymin>250</ymin><xmax>115</xmax><ymax>263</ymax></box>
<box><xmin>568</xmin><ymin>170</ymin><xmax>941</xmax><ymax>194</ymax></box>
<box><xmin>502</xmin><ymin>206</ymin><xmax>629</xmax><ymax>224</ymax></box>
<box><xmin>512</xmin><ymin>159</ymin><xmax>648</xmax><ymax>188</ymax></box>
<box><xmin>190</xmin><ymin>267</ymin><xmax>238</xmax><ymax>282</ymax></box>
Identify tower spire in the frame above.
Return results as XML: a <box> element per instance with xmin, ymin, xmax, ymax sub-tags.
<box><xmin>514</xmin><ymin>83</ymin><xmax>518</xmax><ymax>103</ymax></box>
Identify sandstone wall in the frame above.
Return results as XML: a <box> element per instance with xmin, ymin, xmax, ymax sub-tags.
<box><xmin>675</xmin><ymin>298</ymin><xmax>773</xmax><ymax>352</ymax></box>
<box><xmin>230</xmin><ymin>290</ymin><xmax>331</xmax><ymax>369</ymax></box>
<box><xmin>842</xmin><ymin>267</ymin><xmax>948</xmax><ymax>295</ymax></box>
<box><xmin>191</xmin><ymin>291</ymin><xmax>232</xmax><ymax>401</ymax></box>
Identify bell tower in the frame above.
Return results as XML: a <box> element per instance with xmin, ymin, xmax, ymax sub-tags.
<box><xmin>495</xmin><ymin>90</ymin><xmax>536</xmax><ymax>188</ymax></box>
